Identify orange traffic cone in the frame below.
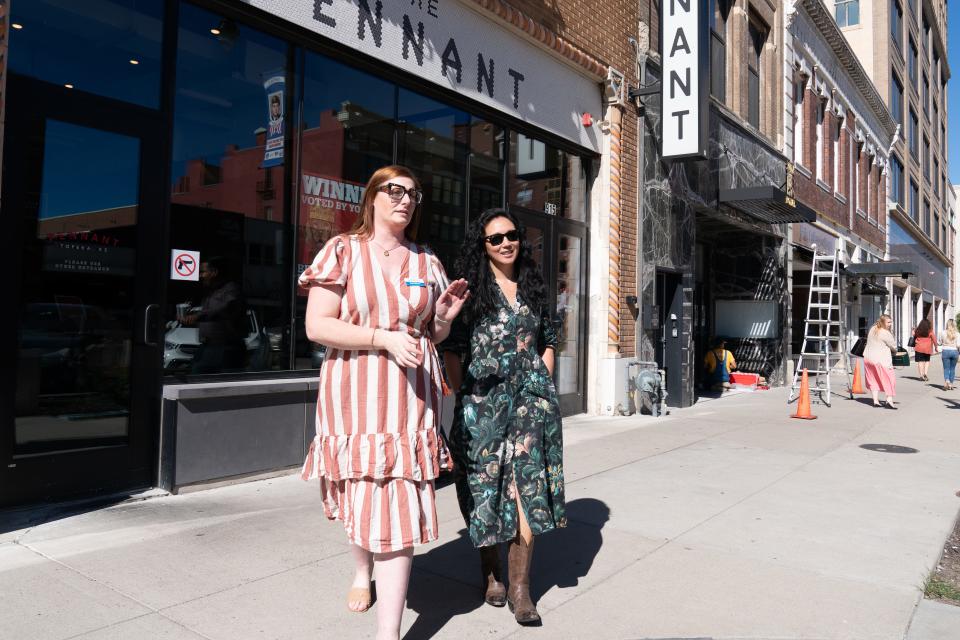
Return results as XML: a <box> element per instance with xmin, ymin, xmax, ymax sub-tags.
<box><xmin>791</xmin><ymin>368</ymin><xmax>818</xmax><ymax>420</ymax></box>
<box><xmin>850</xmin><ymin>359</ymin><xmax>865</xmax><ymax>394</ymax></box>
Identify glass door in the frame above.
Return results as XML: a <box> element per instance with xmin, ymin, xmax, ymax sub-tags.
<box><xmin>510</xmin><ymin>206</ymin><xmax>587</xmax><ymax>415</ymax></box>
<box><xmin>554</xmin><ymin>220</ymin><xmax>588</xmax><ymax>414</ymax></box>
<box><xmin>0</xmin><ymin>75</ymin><xmax>166</xmax><ymax>507</ymax></box>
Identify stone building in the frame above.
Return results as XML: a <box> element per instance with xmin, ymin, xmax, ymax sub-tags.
<box><xmin>821</xmin><ymin>0</ymin><xmax>952</xmax><ymax>342</ymax></box>
<box><xmin>784</xmin><ymin>0</ymin><xmax>898</xmax><ymax>352</ymax></box>
<box><xmin>634</xmin><ymin>0</ymin><xmax>816</xmax><ymax>407</ymax></box>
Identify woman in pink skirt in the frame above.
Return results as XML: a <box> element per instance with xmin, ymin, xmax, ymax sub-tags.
<box><xmin>863</xmin><ymin>314</ymin><xmax>898</xmax><ymax>409</ymax></box>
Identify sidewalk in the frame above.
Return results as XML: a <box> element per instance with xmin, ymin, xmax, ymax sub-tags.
<box><xmin>2</xmin><ymin>361</ymin><xmax>960</xmax><ymax>640</ymax></box>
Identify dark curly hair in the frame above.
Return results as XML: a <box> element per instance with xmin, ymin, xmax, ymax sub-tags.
<box><xmin>453</xmin><ymin>208</ymin><xmax>548</xmax><ymax>323</ymax></box>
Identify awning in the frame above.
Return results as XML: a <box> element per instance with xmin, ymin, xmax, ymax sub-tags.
<box><xmin>842</xmin><ymin>261</ymin><xmax>917</xmax><ymax>277</ymax></box>
<box><xmin>718</xmin><ymin>186</ymin><xmax>817</xmax><ymax>224</ymax></box>
<box><xmin>859</xmin><ymin>279</ymin><xmax>889</xmax><ymax>296</ymax></box>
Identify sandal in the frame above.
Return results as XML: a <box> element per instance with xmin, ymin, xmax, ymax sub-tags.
<box><xmin>873</xmin><ymin>401</ymin><xmax>881</xmax><ymax>407</ymax></box>
<box><xmin>885</xmin><ymin>400</ymin><xmax>897</xmax><ymax>410</ymax></box>
<box><xmin>347</xmin><ymin>586</ymin><xmax>373</xmax><ymax>613</ymax></box>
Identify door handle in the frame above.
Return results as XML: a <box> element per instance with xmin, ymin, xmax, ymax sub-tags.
<box><xmin>144</xmin><ymin>304</ymin><xmax>159</xmax><ymax>347</ymax></box>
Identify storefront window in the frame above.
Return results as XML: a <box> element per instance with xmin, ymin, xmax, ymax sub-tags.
<box><xmin>9</xmin><ymin>0</ymin><xmax>164</xmax><ymax>108</ymax></box>
<box><xmin>507</xmin><ymin>132</ymin><xmax>587</xmax><ymax>222</ymax></box>
<box><xmin>509</xmin><ymin>131</ymin><xmax>563</xmax><ymax>216</ymax></box>
<box><xmin>166</xmin><ymin>3</ymin><xmax>291</xmax><ymax>376</ymax></box>
<box><xmin>398</xmin><ymin>90</ymin><xmax>470</xmax><ymax>266</ymax></box>
<box><xmin>294</xmin><ymin>52</ymin><xmax>397</xmax><ymax>369</ymax></box>
<box><xmin>469</xmin><ymin>120</ymin><xmax>506</xmax><ymax>217</ymax></box>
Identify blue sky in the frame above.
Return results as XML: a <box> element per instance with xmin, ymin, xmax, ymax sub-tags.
<box><xmin>950</xmin><ymin>2</ymin><xmax>960</xmax><ymax>184</ymax></box>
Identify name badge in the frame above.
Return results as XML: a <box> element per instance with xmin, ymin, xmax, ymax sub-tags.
<box><xmin>404</xmin><ymin>278</ymin><xmax>426</xmax><ymax>288</ymax></box>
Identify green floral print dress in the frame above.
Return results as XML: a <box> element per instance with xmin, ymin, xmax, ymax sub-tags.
<box><xmin>443</xmin><ymin>291</ymin><xmax>566</xmax><ymax>548</ymax></box>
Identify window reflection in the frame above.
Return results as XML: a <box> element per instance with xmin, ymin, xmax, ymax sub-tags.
<box><xmin>508</xmin><ymin>132</ymin><xmax>586</xmax><ymax>221</ymax></box>
<box><xmin>166</xmin><ymin>4</ymin><xmax>290</xmax><ymax>376</ymax></box>
<box><xmin>397</xmin><ymin>90</ymin><xmax>470</xmax><ymax>266</ymax></box>
<box><xmin>9</xmin><ymin>0</ymin><xmax>163</xmax><ymax>108</ymax></box>
<box><xmin>16</xmin><ymin>121</ymin><xmax>141</xmax><ymax>450</ymax></box>
<box><xmin>469</xmin><ymin>120</ymin><xmax>505</xmax><ymax>218</ymax></box>
<box><xmin>294</xmin><ymin>53</ymin><xmax>397</xmax><ymax>370</ymax></box>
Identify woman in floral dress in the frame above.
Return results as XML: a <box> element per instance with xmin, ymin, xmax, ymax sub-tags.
<box><xmin>441</xmin><ymin>208</ymin><xmax>566</xmax><ymax>626</ymax></box>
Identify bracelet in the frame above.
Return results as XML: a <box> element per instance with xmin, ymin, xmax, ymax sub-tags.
<box><xmin>370</xmin><ymin>328</ymin><xmax>377</xmax><ymax>347</ymax></box>
<box><xmin>435</xmin><ymin>317</ymin><xmax>450</xmax><ymax>326</ymax></box>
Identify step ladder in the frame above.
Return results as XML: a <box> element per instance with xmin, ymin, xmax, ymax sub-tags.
<box><xmin>788</xmin><ymin>250</ymin><xmax>853</xmax><ymax>407</ymax></box>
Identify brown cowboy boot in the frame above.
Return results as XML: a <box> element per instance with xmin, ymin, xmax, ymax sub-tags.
<box><xmin>479</xmin><ymin>545</ymin><xmax>506</xmax><ymax>606</ymax></box>
<box><xmin>506</xmin><ymin>536</ymin><xmax>541</xmax><ymax>625</ymax></box>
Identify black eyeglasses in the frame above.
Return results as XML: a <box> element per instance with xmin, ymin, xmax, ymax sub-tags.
<box><xmin>378</xmin><ymin>182</ymin><xmax>423</xmax><ymax>204</ymax></box>
<box><xmin>484</xmin><ymin>230</ymin><xmax>521</xmax><ymax>246</ymax></box>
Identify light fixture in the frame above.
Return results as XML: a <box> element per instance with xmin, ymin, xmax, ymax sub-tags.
<box><xmin>210</xmin><ymin>27</ymin><xmax>221</xmax><ymax>35</ymax></box>
<box><xmin>11</xmin><ymin>23</ymin><xmax>22</xmax><ymax>30</ymax></box>
<box><xmin>64</xmin><ymin>84</ymin><xmax>74</xmax><ymax>89</ymax></box>
<box><xmin>129</xmin><ymin>59</ymin><xmax>139</xmax><ymax>65</ymax></box>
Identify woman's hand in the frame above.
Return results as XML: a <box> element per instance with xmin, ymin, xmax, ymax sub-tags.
<box><xmin>435</xmin><ymin>279</ymin><xmax>470</xmax><ymax>324</ymax></box>
<box><xmin>377</xmin><ymin>329</ymin><xmax>423</xmax><ymax>368</ymax></box>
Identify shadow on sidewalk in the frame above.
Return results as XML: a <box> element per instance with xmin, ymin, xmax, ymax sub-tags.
<box><xmin>403</xmin><ymin>498</ymin><xmax>609</xmax><ymax>639</ymax></box>
<box><xmin>936</xmin><ymin>397</ymin><xmax>960</xmax><ymax>409</ymax></box>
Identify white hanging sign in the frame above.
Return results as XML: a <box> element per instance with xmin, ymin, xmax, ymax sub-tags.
<box><xmin>661</xmin><ymin>0</ymin><xmax>709</xmax><ymax>159</ymax></box>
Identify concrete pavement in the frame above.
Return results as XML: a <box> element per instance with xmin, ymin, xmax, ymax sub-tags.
<box><xmin>2</xmin><ymin>361</ymin><xmax>960</xmax><ymax>640</ymax></box>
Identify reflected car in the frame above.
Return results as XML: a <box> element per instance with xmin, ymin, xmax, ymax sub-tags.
<box><xmin>164</xmin><ymin>308</ymin><xmax>264</xmax><ymax>371</ymax></box>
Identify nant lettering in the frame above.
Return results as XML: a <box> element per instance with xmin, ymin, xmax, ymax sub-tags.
<box><xmin>313</xmin><ymin>0</ymin><xmax>526</xmax><ymax>111</ymax></box>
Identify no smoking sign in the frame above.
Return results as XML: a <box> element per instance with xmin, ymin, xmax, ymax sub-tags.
<box><xmin>170</xmin><ymin>249</ymin><xmax>200</xmax><ymax>281</ymax></box>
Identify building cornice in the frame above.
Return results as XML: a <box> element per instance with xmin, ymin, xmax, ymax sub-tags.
<box><xmin>465</xmin><ymin>0</ymin><xmax>608</xmax><ymax>80</ymax></box>
<box><xmin>799</xmin><ymin>0</ymin><xmax>898</xmax><ymax>140</ymax></box>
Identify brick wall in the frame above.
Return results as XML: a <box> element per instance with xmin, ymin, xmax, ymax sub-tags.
<box><xmin>510</xmin><ymin>0</ymin><xmax>642</xmax><ymax>356</ymax></box>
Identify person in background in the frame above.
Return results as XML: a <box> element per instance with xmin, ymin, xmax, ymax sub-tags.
<box><xmin>912</xmin><ymin>318</ymin><xmax>938</xmax><ymax>382</ymax></box>
<box><xmin>182</xmin><ymin>256</ymin><xmax>246</xmax><ymax>374</ymax></box>
<box><xmin>939</xmin><ymin>319</ymin><xmax>960</xmax><ymax>390</ymax></box>
<box><xmin>703</xmin><ymin>337</ymin><xmax>737</xmax><ymax>391</ymax></box>
<box><xmin>864</xmin><ymin>314</ymin><xmax>898</xmax><ymax>409</ymax></box>
<box><xmin>299</xmin><ymin>165</ymin><xmax>469</xmax><ymax>640</ymax></box>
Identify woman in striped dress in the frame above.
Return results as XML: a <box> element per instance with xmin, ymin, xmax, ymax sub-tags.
<box><xmin>299</xmin><ymin>165</ymin><xmax>469</xmax><ymax>640</ymax></box>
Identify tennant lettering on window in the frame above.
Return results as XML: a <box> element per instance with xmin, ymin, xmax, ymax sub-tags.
<box><xmin>661</xmin><ymin>0</ymin><xmax>709</xmax><ymax>158</ymax></box>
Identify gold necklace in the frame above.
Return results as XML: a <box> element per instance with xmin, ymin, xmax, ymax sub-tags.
<box><xmin>370</xmin><ymin>238</ymin><xmax>404</xmax><ymax>257</ymax></box>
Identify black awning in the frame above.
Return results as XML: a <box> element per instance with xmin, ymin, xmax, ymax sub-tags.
<box><xmin>718</xmin><ymin>186</ymin><xmax>817</xmax><ymax>224</ymax></box>
<box><xmin>860</xmin><ymin>279</ymin><xmax>890</xmax><ymax>296</ymax></box>
<box><xmin>843</xmin><ymin>261</ymin><xmax>917</xmax><ymax>277</ymax></box>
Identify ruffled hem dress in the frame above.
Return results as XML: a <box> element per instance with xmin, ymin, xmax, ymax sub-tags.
<box><xmin>299</xmin><ymin>234</ymin><xmax>452</xmax><ymax>552</ymax></box>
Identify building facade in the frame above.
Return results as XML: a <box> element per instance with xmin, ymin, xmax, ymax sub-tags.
<box><xmin>0</xmin><ymin>0</ymin><xmax>647</xmax><ymax>507</ymax></box>
<box><xmin>634</xmin><ymin>0</ymin><xmax>816</xmax><ymax>409</ymax></box>
<box><xmin>822</xmin><ymin>0</ymin><xmax>952</xmax><ymax>343</ymax></box>
<box><xmin>784</xmin><ymin>0</ymin><xmax>898</xmax><ymax>352</ymax></box>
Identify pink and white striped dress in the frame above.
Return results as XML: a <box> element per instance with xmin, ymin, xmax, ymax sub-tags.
<box><xmin>298</xmin><ymin>234</ymin><xmax>451</xmax><ymax>552</ymax></box>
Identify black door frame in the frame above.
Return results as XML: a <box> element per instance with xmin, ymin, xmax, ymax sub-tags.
<box><xmin>0</xmin><ymin>75</ymin><xmax>168</xmax><ymax>507</ymax></box>
<box><xmin>509</xmin><ymin>205</ymin><xmax>589</xmax><ymax>415</ymax></box>
<box><xmin>656</xmin><ymin>269</ymin><xmax>685</xmax><ymax>407</ymax></box>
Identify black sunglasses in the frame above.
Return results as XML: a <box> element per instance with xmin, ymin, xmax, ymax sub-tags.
<box><xmin>378</xmin><ymin>182</ymin><xmax>423</xmax><ymax>204</ymax></box>
<box><xmin>484</xmin><ymin>230</ymin><xmax>521</xmax><ymax>246</ymax></box>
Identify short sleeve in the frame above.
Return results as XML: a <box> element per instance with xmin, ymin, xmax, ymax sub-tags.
<box><xmin>538</xmin><ymin>305</ymin><xmax>558</xmax><ymax>351</ymax></box>
<box><xmin>298</xmin><ymin>236</ymin><xmax>348</xmax><ymax>289</ymax></box>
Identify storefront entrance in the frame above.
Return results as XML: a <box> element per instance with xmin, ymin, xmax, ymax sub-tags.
<box><xmin>511</xmin><ymin>207</ymin><xmax>589</xmax><ymax>414</ymax></box>
<box><xmin>0</xmin><ymin>75</ymin><xmax>166</xmax><ymax>506</ymax></box>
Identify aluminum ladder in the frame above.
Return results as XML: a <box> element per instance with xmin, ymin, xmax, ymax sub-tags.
<box><xmin>789</xmin><ymin>250</ymin><xmax>853</xmax><ymax>407</ymax></box>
